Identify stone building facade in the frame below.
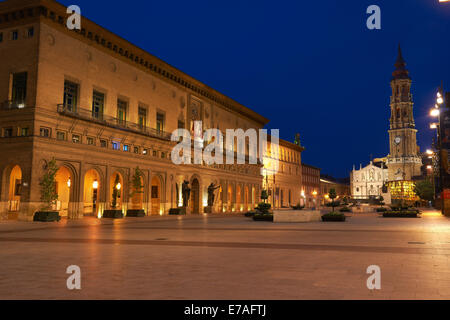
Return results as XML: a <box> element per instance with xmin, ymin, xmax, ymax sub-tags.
<box><xmin>301</xmin><ymin>163</ymin><xmax>321</xmax><ymax>208</ymax></box>
<box><xmin>350</xmin><ymin>162</ymin><xmax>388</xmax><ymax>200</ymax></box>
<box><xmin>0</xmin><ymin>0</ymin><xmax>305</xmax><ymax>221</ymax></box>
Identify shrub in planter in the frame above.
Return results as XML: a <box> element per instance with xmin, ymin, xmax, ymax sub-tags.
<box><xmin>253</xmin><ymin>213</ymin><xmax>273</xmax><ymax>222</ymax></box>
<box><xmin>169</xmin><ymin>208</ymin><xmax>186</xmax><ymax>215</ymax></box>
<box><xmin>126</xmin><ymin>209</ymin><xmax>146</xmax><ymax>217</ymax></box>
<box><xmin>103</xmin><ymin>210</ymin><xmax>124</xmax><ymax>219</ymax></box>
<box><xmin>245</xmin><ymin>211</ymin><xmax>257</xmax><ymax>217</ymax></box>
<box><xmin>322</xmin><ymin>213</ymin><xmax>346</xmax><ymax>222</ymax></box>
<box><xmin>34</xmin><ymin>158</ymin><xmax>61</xmax><ymax>222</ymax></box>
<box><xmin>339</xmin><ymin>207</ymin><xmax>351</xmax><ymax>213</ymax></box>
<box><xmin>383</xmin><ymin>210</ymin><xmax>420</xmax><ymax>218</ymax></box>
<box><xmin>257</xmin><ymin>202</ymin><xmax>271</xmax><ymax>213</ymax></box>
<box><xmin>292</xmin><ymin>204</ymin><xmax>305</xmax><ymax>210</ymax></box>
<box><xmin>376</xmin><ymin>207</ymin><xmax>388</xmax><ymax>213</ymax></box>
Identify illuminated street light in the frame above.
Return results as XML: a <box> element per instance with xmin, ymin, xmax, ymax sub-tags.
<box><xmin>67</xmin><ymin>178</ymin><xmax>71</xmax><ymax>188</ymax></box>
<box><xmin>93</xmin><ymin>180</ymin><xmax>98</xmax><ymax>189</ymax></box>
<box><xmin>430</xmin><ymin>109</ymin><xmax>440</xmax><ymax>117</ymax></box>
<box><xmin>116</xmin><ymin>182</ymin><xmax>122</xmax><ymax>190</ymax></box>
<box><xmin>427</xmin><ymin>165</ymin><xmax>433</xmax><ymax>170</ymax></box>
<box><xmin>430</xmin><ymin>123</ymin><xmax>438</xmax><ymax>129</ymax></box>
<box><xmin>426</xmin><ymin>149</ymin><xmax>434</xmax><ymax>155</ymax></box>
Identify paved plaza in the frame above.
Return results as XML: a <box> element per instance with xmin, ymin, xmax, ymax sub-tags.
<box><xmin>0</xmin><ymin>210</ymin><xmax>450</xmax><ymax>300</ymax></box>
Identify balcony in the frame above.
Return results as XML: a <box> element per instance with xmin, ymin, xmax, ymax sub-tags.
<box><xmin>57</xmin><ymin>104</ymin><xmax>172</xmax><ymax>141</ymax></box>
<box><xmin>1</xmin><ymin>100</ymin><xmax>27</xmax><ymax>110</ymax></box>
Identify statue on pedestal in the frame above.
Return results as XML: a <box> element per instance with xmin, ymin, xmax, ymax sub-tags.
<box><xmin>207</xmin><ymin>183</ymin><xmax>220</xmax><ymax>207</ymax></box>
<box><xmin>182</xmin><ymin>180</ymin><xmax>191</xmax><ymax>207</ymax></box>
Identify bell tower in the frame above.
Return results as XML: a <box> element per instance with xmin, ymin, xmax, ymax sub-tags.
<box><xmin>387</xmin><ymin>45</ymin><xmax>422</xmax><ymax>181</ymax></box>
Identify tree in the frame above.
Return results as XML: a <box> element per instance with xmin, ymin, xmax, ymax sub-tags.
<box><xmin>413</xmin><ymin>179</ymin><xmax>434</xmax><ymax>202</ymax></box>
<box><xmin>328</xmin><ymin>188</ymin><xmax>337</xmax><ymax>212</ymax></box>
<box><xmin>129</xmin><ymin>167</ymin><xmax>144</xmax><ymax>198</ymax></box>
<box><xmin>39</xmin><ymin>158</ymin><xmax>59</xmax><ymax>211</ymax></box>
<box><xmin>261</xmin><ymin>189</ymin><xmax>269</xmax><ymax>203</ymax></box>
<box><xmin>379</xmin><ymin>195</ymin><xmax>385</xmax><ymax>207</ymax></box>
<box><xmin>112</xmin><ymin>174</ymin><xmax>121</xmax><ymax>209</ymax></box>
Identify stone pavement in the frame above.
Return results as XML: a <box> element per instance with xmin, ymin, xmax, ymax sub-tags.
<box><xmin>0</xmin><ymin>210</ymin><xmax>449</xmax><ymax>300</ymax></box>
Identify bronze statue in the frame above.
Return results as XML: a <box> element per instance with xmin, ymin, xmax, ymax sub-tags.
<box><xmin>182</xmin><ymin>180</ymin><xmax>191</xmax><ymax>207</ymax></box>
<box><xmin>207</xmin><ymin>183</ymin><xmax>220</xmax><ymax>207</ymax></box>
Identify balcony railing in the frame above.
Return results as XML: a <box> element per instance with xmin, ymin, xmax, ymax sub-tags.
<box><xmin>1</xmin><ymin>100</ymin><xmax>26</xmax><ymax>110</ymax></box>
<box><xmin>57</xmin><ymin>104</ymin><xmax>172</xmax><ymax>141</ymax></box>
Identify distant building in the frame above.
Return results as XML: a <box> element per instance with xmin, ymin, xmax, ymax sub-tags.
<box><xmin>350</xmin><ymin>161</ymin><xmax>388</xmax><ymax>200</ymax></box>
<box><xmin>320</xmin><ymin>175</ymin><xmax>350</xmax><ymax>205</ymax></box>
<box><xmin>301</xmin><ymin>163</ymin><xmax>320</xmax><ymax>208</ymax></box>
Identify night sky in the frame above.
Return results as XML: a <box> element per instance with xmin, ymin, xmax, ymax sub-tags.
<box><xmin>58</xmin><ymin>0</ymin><xmax>450</xmax><ymax>178</ymax></box>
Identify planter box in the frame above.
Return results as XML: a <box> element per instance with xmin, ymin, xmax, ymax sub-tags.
<box><xmin>126</xmin><ymin>209</ymin><xmax>146</xmax><ymax>217</ymax></box>
<box><xmin>169</xmin><ymin>208</ymin><xmax>186</xmax><ymax>215</ymax></box>
<box><xmin>383</xmin><ymin>212</ymin><xmax>419</xmax><ymax>218</ymax></box>
<box><xmin>102</xmin><ymin>210</ymin><xmax>124</xmax><ymax>219</ymax></box>
<box><xmin>33</xmin><ymin>211</ymin><xmax>61</xmax><ymax>222</ymax></box>
<box><xmin>253</xmin><ymin>214</ymin><xmax>273</xmax><ymax>222</ymax></box>
<box><xmin>274</xmin><ymin>210</ymin><xmax>321</xmax><ymax>223</ymax></box>
<box><xmin>322</xmin><ymin>214</ymin><xmax>346</xmax><ymax>222</ymax></box>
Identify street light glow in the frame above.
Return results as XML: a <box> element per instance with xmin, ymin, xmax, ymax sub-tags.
<box><xmin>426</xmin><ymin>149</ymin><xmax>434</xmax><ymax>155</ymax></box>
<box><xmin>430</xmin><ymin>109</ymin><xmax>440</xmax><ymax>117</ymax></box>
<box><xmin>430</xmin><ymin>123</ymin><xmax>438</xmax><ymax>129</ymax></box>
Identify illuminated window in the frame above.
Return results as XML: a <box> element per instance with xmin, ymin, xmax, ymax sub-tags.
<box><xmin>56</xmin><ymin>131</ymin><xmax>66</xmax><ymax>141</ymax></box>
<box><xmin>123</xmin><ymin>144</ymin><xmax>130</xmax><ymax>152</ymax></box>
<box><xmin>143</xmin><ymin>149</ymin><xmax>148</xmax><ymax>155</ymax></box>
<box><xmin>20</xmin><ymin>127</ymin><xmax>29</xmax><ymax>137</ymax></box>
<box><xmin>40</xmin><ymin>127</ymin><xmax>50</xmax><ymax>138</ymax></box>
<box><xmin>112</xmin><ymin>142</ymin><xmax>119</xmax><ymax>150</ymax></box>
<box><xmin>3</xmin><ymin>127</ymin><xmax>13</xmax><ymax>138</ymax></box>
<box><xmin>11</xmin><ymin>72</ymin><xmax>27</xmax><ymax>106</ymax></box>
<box><xmin>72</xmin><ymin>134</ymin><xmax>81</xmax><ymax>144</ymax></box>
<box><xmin>87</xmin><ymin>137</ymin><xmax>95</xmax><ymax>145</ymax></box>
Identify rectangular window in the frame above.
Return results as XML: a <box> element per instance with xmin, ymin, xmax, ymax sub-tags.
<box><xmin>134</xmin><ymin>146</ymin><xmax>139</xmax><ymax>154</ymax></box>
<box><xmin>156</xmin><ymin>112</ymin><xmax>165</xmax><ymax>133</ymax></box>
<box><xmin>11</xmin><ymin>72</ymin><xmax>27</xmax><ymax>106</ymax></box>
<box><xmin>112</xmin><ymin>142</ymin><xmax>119</xmax><ymax>150</ymax></box>
<box><xmin>64</xmin><ymin>80</ymin><xmax>78</xmax><ymax>112</ymax></box>
<box><xmin>100</xmin><ymin>139</ymin><xmax>107</xmax><ymax>148</ymax></box>
<box><xmin>117</xmin><ymin>99</ymin><xmax>127</xmax><ymax>126</ymax></box>
<box><xmin>11</xmin><ymin>30</ymin><xmax>18</xmax><ymax>40</ymax></box>
<box><xmin>3</xmin><ymin>127</ymin><xmax>13</xmax><ymax>137</ymax></box>
<box><xmin>138</xmin><ymin>107</ymin><xmax>147</xmax><ymax>128</ymax></box>
<box><xmin>87</xmin><ymin>137</ymin><xmax>95</xmax><ymax>145</ymax></box>
<box><xmin>123</xmin><ymin>144</ymin><xmax>130</xmax><ymax>152</ymax></box>
<box><xmin>143</xmin><ymin>148</ymin><xmax>148</xmax><ymax>155</ymax></box>
<box><xmin>56</xmin><ymin>131</ymin><xmax>66</xmax><ymax>141</ymax></box>
<box><xmin>161</xmin><ymin>152</ymin><xmax>166</xmax><ymax>159</ymax></box>
<box><xmin>40</xmin><ymin>127</ymin><xmax>50</xmax><ymax>138</ymax></box>
<box><xmin>27</xmin><ymin>27</ymin><xmax>34</xmax><ymax>38</ymax></box>
<box><xmin>72</xmin><ymin>134</ymin><xmax>80</xmax><ymax>144</ymax></box>
<box><xmin>20</xmin><ymin>127</ymin><xmax>29</xmax><ymax>137</ymax></box>
<box><xmin>153</xmin><ymin>150</ymin><xmax>157</xmax><ymax>157</ymax></box>
<box><xmin>92</xmin><ymin>90</ymin><xmax>104</xmax><ymax>120</ymax></box>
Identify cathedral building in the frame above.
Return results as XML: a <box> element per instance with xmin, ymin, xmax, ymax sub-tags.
<box><xmin>351</xmin><ymin>46</ymin><xmax>422</xmax><ymax>203</ymax></box>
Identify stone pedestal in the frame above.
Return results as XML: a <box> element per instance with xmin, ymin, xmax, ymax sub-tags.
<box><xmin>204</xmin><ymin>206</ymin><xmax>214</xmax><ymax>214</ymax></box>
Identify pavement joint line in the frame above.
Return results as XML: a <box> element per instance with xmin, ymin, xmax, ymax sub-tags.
<box><xmin>1</xmin><ymin>236</ymin><xmax>450</xmax><ymax>255</ymax></box>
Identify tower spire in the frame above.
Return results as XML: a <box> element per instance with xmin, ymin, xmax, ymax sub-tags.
<box><xmin>392</xmin><ymin>43</ymin><xmax>410</xmax><ymax>80</ymax></box>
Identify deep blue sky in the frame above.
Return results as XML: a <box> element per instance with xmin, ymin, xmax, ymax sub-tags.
<box><xmin>59</xmin><ymin>0</ymin><xmax>450</xmax><ymax>178</ymax></box>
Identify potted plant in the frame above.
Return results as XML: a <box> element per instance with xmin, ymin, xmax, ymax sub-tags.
<box><xmin>126</xmin><ymin>167</ymin><xmax>145</xmax><ymax>217</ymax></box>
<box><xmin>291</xmin><ymin>204</ymin><xmax>305</xmax><ymax>210</ymax></box>
<box><xmin>103</xmin><ymin>174</ymin><xmax>124</xmax><ymax>219</ymax></box>
<box><xmin>329</xmin><ymin>188</ymin><xmax>337</xmax><ymax>212</ymax></box>
<box><xmin>34</xmin><ymin>158</ymin><xmax>61</xmax><ymax>222</ymax></box>
<box><xmin>261</xmin><ymin>189</ymin><xmax>269</xmax><ymax>203</ymax></box>
<box><xmin>253</xmin><ymin>202</ymin><xmax>273</xmax><ymax>221</ymax></box>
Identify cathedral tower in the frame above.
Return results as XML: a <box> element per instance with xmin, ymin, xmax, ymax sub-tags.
<box><xmin>387</xmin><ymin>45</ymin><xmax>422</xmax><ymax>181</ymax></box>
